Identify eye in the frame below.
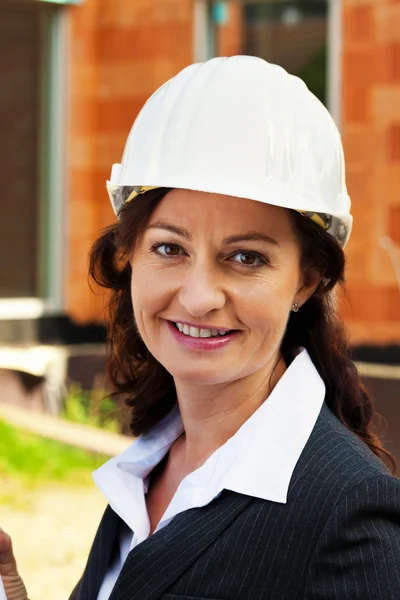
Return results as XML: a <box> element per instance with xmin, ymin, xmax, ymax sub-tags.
<box><xmin>231</xmin><ymin>251</ymin><xmax>266</xmax><ymax>267</ymax></box>
<box><xmin>151</xmin><ymin>242</ymin><xmax>183</xmax><ymax>257</ymax></box>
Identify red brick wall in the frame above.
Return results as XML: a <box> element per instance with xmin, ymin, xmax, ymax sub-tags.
<box><xmin>66</xmin><ymin>0</ymin><xmax>400</xmax><ymax>344</ymax></box>
<box><xmin>66</xmin><ymin>0</ymin><xmax>194</xmax><ymax>322</ymax></box>
<box><xmin>341</xmin><ymin>0</ymin><xmax>400</xmax><ymax>344</ymax></box>
<box><xmin>217</xmin><ymin>2</ymin><xmax>243</xmax><ymax>56</ymax></box>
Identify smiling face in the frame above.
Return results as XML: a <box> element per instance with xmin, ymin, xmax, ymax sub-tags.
<box><xmin>129</xmin><ymin>189</ymin><xmax>317</xmax><ymax>387</ymax></box>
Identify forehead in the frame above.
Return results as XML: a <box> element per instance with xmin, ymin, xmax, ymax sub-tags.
<box><xmin>147</xmin><ymin>189</ymin><xmax>295</xmax><ymax>238</ymax></box>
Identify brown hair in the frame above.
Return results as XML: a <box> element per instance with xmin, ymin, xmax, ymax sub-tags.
<box><xmin>90</xmin><ymin>187</ymin><xmax>395</xmax><ymax>472</ymax></box>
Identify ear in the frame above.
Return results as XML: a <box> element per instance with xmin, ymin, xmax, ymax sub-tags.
<box><xmin>293</xmin><ymin>268</ymin><xmax>323</xmax><ymax>309</ymax></box>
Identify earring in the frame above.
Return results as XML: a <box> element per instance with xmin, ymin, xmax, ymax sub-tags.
<box><xmin>292</xmin><ymin>302</ymin><xmax>299</xmax><ymax>312</ymax></box>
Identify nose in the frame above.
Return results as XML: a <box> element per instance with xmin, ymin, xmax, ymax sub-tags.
<box><xmin>178</xmin><ymin>262</ymin><xmax>226</xmax><ymax>317</ymax></box>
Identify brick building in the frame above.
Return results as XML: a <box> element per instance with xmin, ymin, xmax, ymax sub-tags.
<box><xmin>0</xmin><ymin>0</ymin><xmax>399</xmax><ymax>348</ymax></box>
<box><xmin>340</xmin><ymin>0</ymin><xmax>400</xmax><ymax>345</ymax></box>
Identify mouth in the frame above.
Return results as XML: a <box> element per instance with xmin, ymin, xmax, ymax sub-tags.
<box><xmin>166</xmin><ymin>320</ymin><xmax>240</xmax><ymax>351</ymax></box>
<box><xmin>171</xmin><ymin>321</ymin><xmax>236</xmax><ymax>339</ymax></box>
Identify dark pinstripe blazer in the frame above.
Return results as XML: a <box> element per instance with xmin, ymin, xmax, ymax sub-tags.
<box><xmin>70</xmin><ymin>404</ymin><xmax>400</xmax><ymax>600</ymax></box>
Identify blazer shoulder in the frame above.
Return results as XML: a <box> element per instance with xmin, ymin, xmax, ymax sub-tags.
<box><xmin>304</xmin><ymin>467</ymin><xmax>400</xmax><ymax>598</ymax></box>
<box><xmin>289</xmin><ymin>403</ymin><xmax>396</xmax><ymax>504</ymax></box>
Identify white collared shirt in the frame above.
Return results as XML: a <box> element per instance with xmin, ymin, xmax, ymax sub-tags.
<box><xmin>94</xmin><ymin>349</ymin><xmax>325</xmax><ymax>600</ymax></box>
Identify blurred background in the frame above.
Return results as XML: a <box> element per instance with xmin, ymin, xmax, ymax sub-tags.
<box><xmin>0</xmin><ymin>0</ymin><xmax>399</xmax><ymax>598</ymax></box>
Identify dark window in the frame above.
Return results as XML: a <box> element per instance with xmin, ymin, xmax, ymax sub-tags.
<box><xmin>243</xmin><ymin>1</ymin><xmax>328</xmax><ymax>105</ymax></box>
<box><xmin>209</xmin><ymin>1</ymin><xmax>328</xmax><ymax>105</ymax></box>
<box><xmin>0</xmin><ymin>1</ymin><xmax>44</xmax><ymax>297</ymax></box>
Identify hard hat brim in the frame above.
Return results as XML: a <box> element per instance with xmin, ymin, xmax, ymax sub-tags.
<box><xmin>106</xmin><ymin>180</ymin><xmax>352</xmax><ymax>248</ymax></box>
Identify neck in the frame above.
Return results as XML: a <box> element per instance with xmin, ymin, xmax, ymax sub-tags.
<box><xmin>173</xmin><ymin>353</ymin><xmax>286</xmax><ymax>471</ymax></box>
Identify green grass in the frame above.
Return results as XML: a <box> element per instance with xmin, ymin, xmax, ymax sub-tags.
<box><xmin>0</xmin><ymin>419</ymin><xmax>110</xmax><ymax>489</ymax></box>
<box><xmin>62</xmin><ymin>383</ymin><xmax>121</xmax><ymax>433</ymax></box>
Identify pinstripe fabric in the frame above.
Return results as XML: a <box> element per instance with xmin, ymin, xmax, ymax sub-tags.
<box><xmin>69</xmin><ymin>404</ymin><xmax>400</xmax><ymax>600</ymax></box>
<box><xmin>108</xmin><ymin>492</ymin><xmax>252</xmax><ymax>600</ymax></box>
<box><xmin>70</xmin><ymin>505</ymin><xmax>120</xmax><ymax>600</ymax></box>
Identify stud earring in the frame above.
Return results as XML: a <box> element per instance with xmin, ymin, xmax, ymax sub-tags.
<box><xmin>292</xmin><ymin>303</ymin><xmax>299</xmax><ymax>312</ymax></box>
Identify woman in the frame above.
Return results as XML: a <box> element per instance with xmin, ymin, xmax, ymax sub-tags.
<box><xmin>1</xmin><ymin>56</ymin><xmax>399</xmax><ymax>600</ymax></box>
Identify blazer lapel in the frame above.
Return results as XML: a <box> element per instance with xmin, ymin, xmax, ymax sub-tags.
<box><xmin>69</xmin><ymin>504</ymin><xmax>120</xmax><ymax>600</ymax></box>
<box><xmin>109</xmin><ymin>491</ymin><xmax>252</xmax><ymax>600</ymax></box>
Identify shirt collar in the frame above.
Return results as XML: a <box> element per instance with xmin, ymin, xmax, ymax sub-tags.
<box><xmin>220</xmin><ymin>348</ymin><xmax>325</xmax><ymax>503</ymax></box>
<box><xmin>94</xmin><ymin>348</ymin><xmax>325</xmax><ymax>507</ymax></box>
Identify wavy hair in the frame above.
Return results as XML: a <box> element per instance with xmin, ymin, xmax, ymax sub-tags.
<box><xmin>90</xmin><ymin>188</ymin><xmax>395</xmax><ymax>472</ymax></box>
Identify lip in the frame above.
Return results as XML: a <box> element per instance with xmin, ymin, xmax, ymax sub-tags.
<box><xmin>166</xmin><ymin>320</ymin><xmax>240</xmax><ymax>351</ymax></box>
<box><xmin>167</xmin><ymin>319</ymin><xmax>233</xmax><ymax>332</ymax></box>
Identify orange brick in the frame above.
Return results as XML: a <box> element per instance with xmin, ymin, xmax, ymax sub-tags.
<box><xmin>69</xmin><ymin>202</ymin><xmax>98</xmax><ymax>239</ymax></box>
<box><xmin>218</xmin><ymin>2</ymin><xmax>244</xmax><ymax>56</ymax></box>
<box><xmin>375</xmin><ymin>4</ymin><xmax>400</xmax><ymax>44</ymax></box>
<box><xmin>153</xmin><ymin>0</ymin><xmax>193</xmax><ymax>24</ymax></box>
<box><xmin>69</xmin><ymin>98</ymin><xmax>97</xmax><ymax>137</ymax></box>
<box><xmin>388</xmin><ymin>205</ymin><xmax>400</xmax><ymax>243</ymax></box>
<box><xmin>368</xmin><ymin>232</ymin><xmax>400</xmax><ymax>288</ymax></box>
<box><xmin>97</xmin><ymin>99</ymin><xmax>144</xmax><ymax>131</ymax></box>
<box><xmin>342</xmin><ymin>125</ymin><xmax>386</xmax><ymax>165</ymax></box>
<box><xmin>345</xmin><ymin>242</ymin><xmax>371</xmax><ymax>284</ymax></box>
<box><xmin>387</xmin><ymin>124</ymin><xmax>400</xmax><ymax>160</ymax></box>
<box><xmin>344</xmin><ymin>322</ymin><xmax>400</xmax><ymax>345</ymax></box>
<box><xmin>97</xmin><ymin>24</ymin><xmax>192</xmax><ymax>63</ymax></box>
<box><xmin>342</xmin><ymin>49</ymin><xmax>375</xmax><ymax>122</ymax></box>
<box><xmin>92</xmin><ymin>132</ymin><xmax>127</xmax><ymax>170</ymax></box>
<box><xmin>344</xmin><ymin>0</ymin><xmax>387</xmax><ymax>5</ymax></box>
<box><xmin>387</xmin><ymin>43</ymin><xmax>400</xmax><ymax>79</ymax></box>
<box><xmin>98</xmin><ymin>0</ymin><xmax>192</xmax><ymax>28</ymax></box>
<box><xmin>387</xmin><ymin>287</ymin><xmax>400</xmax><ymax>320</ymax></box>
<box><xmin>346</xmin><ymin>164</ymin><xmax>373</xmax><ymax>204</ymax></box>
<box><xmin>343</xmin><ymin>5</ymin><xmax>375</xmax><ymax>44</ymax></box>
<box><xmin>98</xmin><ymin>61</ymin><xmax>164</xmax><ymax>100</ymax></box>
<box><xmin>374</xmin><ymin>165</ymin><xmax>400</xmax><ymax>205</ymax></box>
<box><xmin>67</xmin><ymin>281</ymin><xmax>106</xmax><ymax>323</ymax></box>
<box><xmin>343</xmin><ymin>283</ymin><xmax>399</xmax><ymax>322</ymax></box>
<box><xmin>374</xmin><ymin>43</ymin><xmax>400</xmax><ymax>83</ymax></box>
<box><xmin>70</xmin><ymin>65</ymin><xmax>98</xmax><ymax>99</ymax></box>
<box><xmin>69</xmin><ymin>170</ymin><xmax>102</xmax><ymax>203</ymax></box>
<box><xmin>69</xmin><ymin>136</ymin><xmax>96</xmax><ymax>170</ymax></box>
<box><xmin>343</xmin><ymin>79</ymin><xmax>369</xmax><ymax>122</ymax></box>
<box><xmin>371</xmin><ymin>85</ymin><xmax>400</xmax><ymax>124</ymax></box>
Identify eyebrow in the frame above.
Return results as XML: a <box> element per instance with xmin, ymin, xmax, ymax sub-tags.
<box><xmin>147</xmin><ymin>222</ymin><xmax>280</xmax><ymax>247</ymax></box>
<box><xmin>147</xmin><ymin>222</ymin><xmax>191</xmax><ymax>240</ymax></box>
<box><xmin>222</xmin><ymin>232</ymin><xmax>280</xmax><ymax>247</ymax></box>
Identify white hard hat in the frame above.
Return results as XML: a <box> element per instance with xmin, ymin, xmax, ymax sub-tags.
<box><xmin>107</xmin><ymin>56</ymin><xmax>352</xmax><ymax>246</ymax></box>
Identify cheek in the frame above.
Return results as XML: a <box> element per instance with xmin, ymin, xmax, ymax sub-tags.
<box><xmin>130</xmin><ymin>265</ymin><xmax>174</xmax><ymax>326</ymax></box>
<box><xmin>248</xmin><ymin>268</ymin><xmax>298</xmax><ymax>302</ymax></box>
<box><xmin>240</xmin><ymin>272</ymin><xmax>298</xmax><ymax>332</ymax></box>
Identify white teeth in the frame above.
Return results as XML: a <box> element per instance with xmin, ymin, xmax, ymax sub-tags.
<box><xmin>174</xmin><ymin>323</ymin><xmax>231</xmax><ymax>338</ymax></box>
<box><xmin>200</xmin><ymin>329</ymin><xmax>212</xmax><ymax>338</ymax></box>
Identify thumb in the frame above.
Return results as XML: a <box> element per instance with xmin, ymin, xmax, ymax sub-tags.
<box><xmin>0</xmin><ymin>528</ymin><xmax>28</xmax><ymax>600</ymax></box>
<box><xmin>0</xmin><ymin>529</ymin><xmax>17</xmax><ymax>577</ymax></box>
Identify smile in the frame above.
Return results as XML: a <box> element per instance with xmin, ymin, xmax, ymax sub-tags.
<box><xmin>166</xmin><ymin>321</ymin><xmax>239</xmax><ymax>351</ymax></box>
<box><xmin>174</xmin><ymin>322</ymin><xmax>231</xmax><ymax>338</ymax></box>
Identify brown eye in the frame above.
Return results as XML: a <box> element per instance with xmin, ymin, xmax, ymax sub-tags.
<box><xmin>240</xmin><ymin>253</ymin><xmax>256</xmax><ymax>265</ymax></box>
<box><xmin>232</xmin><ymin>251</ymin><xmax>264</xmax><ymax>266</ymax></box>
<box><xmin>156</xmin><ymin>243</ymin><xmax>181</xmax><ymax>256</ymax></box>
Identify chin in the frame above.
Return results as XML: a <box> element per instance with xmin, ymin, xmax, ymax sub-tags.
<box><xmin>167</xmin><ymin>364</ymin><xmax>233</xmax><ymax>386</ymax></box>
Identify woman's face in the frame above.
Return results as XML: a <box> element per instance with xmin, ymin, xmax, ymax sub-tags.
<box><xmin>130</xmin><ymin>190</ymin><xmax>316</xmax><ymax>386</ymax></box>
